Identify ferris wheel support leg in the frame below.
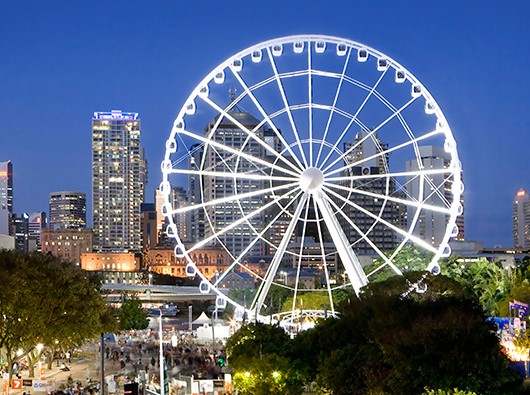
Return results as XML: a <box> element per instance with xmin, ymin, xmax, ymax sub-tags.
<box><xmin>254</xmin><ymin>193</ymin><xmax>310</xmax><ymax>314</ymax></box>
<box><xmin>314</xmin><ymin>191</ymin><xmax>368</xmax><ymax>296</ymax></box>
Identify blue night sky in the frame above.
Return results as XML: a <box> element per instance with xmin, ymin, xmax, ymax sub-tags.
<box><xmin>0</xmin><ymin>0</ymin><xmax>529</xmax><ymax>248</ymax></box>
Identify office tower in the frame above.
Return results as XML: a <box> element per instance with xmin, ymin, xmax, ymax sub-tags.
<box><xmin>49</xmin><ymin>191</ymin><xmax>86</xmax><ymax>230</ymax></box>
<box><xmin>13</xmin><ymin>213</ymin><xmax>29</xmax><ymax>253</ymax></box>
<box><xmin>0</xmin><ymin>161</ymin><xmax>13</xmax><ymax>235</ymax></box>
<box><xmin>406</xmin><ymin>145</ymin><xmax>462</xmax><ymax>246</ymax></box>
<box><xmin>187</xmin><ymin>143</ymin><xmax>204</xmax><ymax>243</ymax></box>
<box><xmin>514</xmin><ymin>188</ymin><xmax>530</xmax><ymax>248</ymax></box>
<box><xmin>339</xmin><ymin>131</ymin><xmax>405</xmax><ymax>254</ymax></box>
<box><xmin>28</xmin><ymin>211</ymin><xmax>46</xmax><ymax>251</ymax></box>
<box><xmin>202</xmin><ymin>110</ymin><xmax>270</xmax><ymax>257</ymax></box>
<box><xmin>155</xmin><ymin>188</ymin><xmax>166</xmax><ymax>242</ymax></box>
<box><xmin>141</xmin><ymin>203</ymin><xmax>157</xmax><ymax>250</ymax></box>
<box><xmin>92</xmin><ymin>110</ymin><xmax>147</xmax><ymax>252</ymax></box>
<box><xmin>171</xmin><ymin>186</ymin><xmax>188</xmax><ymax>243</ymax></box>
<box><xmin>186</xmin><ymin>144</ymin><xmax>204</xmax><ymax>243</ymax></box>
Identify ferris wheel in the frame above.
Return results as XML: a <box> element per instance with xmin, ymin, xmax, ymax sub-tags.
<box><xmin>160</xmin><ymin>35</ymin><xmax>463</xmax><ymax>327</ymax></box>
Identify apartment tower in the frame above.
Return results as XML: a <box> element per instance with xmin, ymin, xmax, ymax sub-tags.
<box><xmin>92</xmin><ymin>110</ymin><xmax>147</xmax><ymax>252</ymax></box>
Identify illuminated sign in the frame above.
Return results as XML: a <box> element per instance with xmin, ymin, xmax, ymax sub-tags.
<box><xmin>93</xmin><ymin>110</ymin><xmax>139</xmax><ymax>121</ymax></box>
<box><xmin>0</xmin><ymin>171</ymin><xmax>6</xmax><ymax>177</ymax></box>
<box><xmin>517</xmin><ymin>190</ymin><xmax>526</xmax><ymax>197</ymax></box>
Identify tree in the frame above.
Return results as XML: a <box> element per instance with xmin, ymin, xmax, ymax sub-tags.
<box><xmin>292</xmin><ymin>275</ymin><xmax>522</xmax><ymax>395</ymax></box>
<box><xmin>441</xmin><ymin>258</ymin><xmax>511</xmax><ymax>315</ymax></box>
<box><xmin>365</xmin><ymin>244</ymin><xmax>435</xmax><ymax>283</ymax></box>
<box><xmin>226</xmin><ymin>323</ymin><xmax>306</xmax><ymax>395</ymax></box>
<box><xmin>119</xmin><ymin>296</ymin><xmax>149</xmax><ymax>330</ymax></box>
<box><xmin>0</xmin><ymin>250</ymin><xmax>117</xmax><ymax>381</ymax></box>
<box><xmin>497</xmin><ymin>280</ymin><xmax>530</xmax><ymax>317</ymax></box>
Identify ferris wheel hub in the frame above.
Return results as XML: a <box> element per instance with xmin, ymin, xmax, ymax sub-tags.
<box><xmin>299</xmin><ymin>167</ymin><xmax>324</xmax><ymax>192</ymax></box>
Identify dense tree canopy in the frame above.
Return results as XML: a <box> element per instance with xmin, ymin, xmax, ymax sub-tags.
<box><xmin>227</xmin><ymin>274</ymin><xmax>524</xmax><ymax>394</ymax></box>
<box><xmin>226</xmin><ymin>323</ymin><xmax>306</xmax><ymax>395</ymax></box>
<box><xmin>291</xmin><ymin>276</ymin><xmax>522</xmax><ymax>394</ymax></box>
<box><xmin>0</xmin><ymin>250</ymin><xmax>117</xmax><ymax>379</ymax></box>
<box><xmin>441</xmin><ymin>257</ymin><xmax>511</xmax><ymax>315</ymax></box>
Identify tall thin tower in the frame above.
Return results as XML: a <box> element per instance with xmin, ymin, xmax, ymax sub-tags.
<box><xmin>92</xmin><ymin>110</ymin><xmax>147</xmax><ymax>252</ymax></box>
<box><xmin>514</xmin><ymin>188</ymin><xmax>530</xmax><ymax>249</ymax></box>
<box><xmin>0</xmin><ymin>161</ymin><xmax>13</xmax><ymax>236</ymax></box>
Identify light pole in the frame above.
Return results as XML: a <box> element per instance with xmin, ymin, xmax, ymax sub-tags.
<box><xmin>158</xmin><ymin>310</ymin><xmax>164</xmax><ymax>395</ymax></box>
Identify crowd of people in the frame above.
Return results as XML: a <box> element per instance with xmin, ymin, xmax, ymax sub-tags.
<box><xmin>104</xmin><ymin>329</ymin><xmax>226</xmax><ymax>382</ymax></box>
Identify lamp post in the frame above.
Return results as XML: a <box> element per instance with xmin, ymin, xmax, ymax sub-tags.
<box><xmin>158</xmin><ymin>309</ymin><xmax>164</xmax><ymax>395</ymax></box>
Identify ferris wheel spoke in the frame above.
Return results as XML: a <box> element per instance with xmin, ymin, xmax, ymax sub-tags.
<box><xmin>326</xmin><ymin>128</ymin><xmax>441</xmax><ymax>177</ymax></box>
<box><xmin>171</xmin><ymin>181</ymin><xmax>298</xmax><ymax>216</ymax></box>
<box><xmin>307</xmin><ymin>41</ymin><xmax>314</xmax><ymax>166</ymax></box>
<box><xmin>188</xmin><ymin>186</ymin><xmax>300</xmax><ymax>253</ymax></box>
<box><xmin>228</xmin><ymin>66</ymin><xmax>306</xmax><ymax>172</ymax></box>
<box><xmin>325</xmin><ymin>167</ymin><xmax>454</xmax><ymax>184</ymax></box>
<box><xmin>318</xmin><ymin>66</ymin><xmax>389</xmax><ymax>170</ymax></box>
<box><xmin>313</xmin><ymin>190</ymin><xmax>368</xmax><ymax>295</ymax></box>
<box><xmin>266</xmin><ymin>47</ymin><xmax>309</xmax><ymax>168</ymax></box>
<box><xmin>253</xmin><ymin>193</ymin><xmax>310</xmax><ymax>314</ymax></box>
<box><xmin>312</xmin><ymin>198</ymin><xmax>336</xmax><ymax>314</ymax></box>
<box><xmin>168</xmin><ymin>168</ymin><xmax>297</xmax><ymax>183</ymax></box>
<box><xmin>322</xmin><ymin>192</ymin><xmax>403</xmax><ymax>277</ymax></box>
<box><xmin>324</xmin><ymin>181</ymin><xmax>452</xmax><ymax>214</ymax></box>
<box><xmin>201</xmin><ymin>96</ymin><xmax>304</xmax><ymax>175</ymax></box>
<box><xmin>365</xmin><ymin>176</ymin><xmax>428</xmax><ymax>278</ymax></box>
<box><xmin>322</xmin><ymin>185</ymin><xmax>438</xmax><ymax>254</ymax></box>
<box><xmin>178</xmin><ymin>127</ymin><xmax>301</xmax><ymax>178</ymax></box>
<box><xmin>291</xmin><ymin>194</ymin><xmax>313</xmax><ymax>314</ymax></box>
<box><xmin>315</xmin><ymin>47</ymin><xmax>352</xmax><ymax>167</ymax></box>
<box><xmin>214</xmin><ymin>190</ymin><xmax>304</xmax><ymax>287</ymax></box>
<box><xmin>322</xmin><ymin>95</ymin><xmax>418</xmax><ymax>174</ymax></box>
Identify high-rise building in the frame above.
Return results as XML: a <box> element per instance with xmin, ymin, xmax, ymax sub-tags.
<box><xmin>141</xmin><ymin>203</ymin><xmax>158</xmax><ymax>250</ymax></box>
<box><xmin>0</xmin><ymin>161</ymin><xmax>13</xmax><ymax>236</ymax></box>
<box><xmin>92</xmin><ymin>110</ymin><xmax>147</xmax><ymax>252</ymax></box>
<box><xmin>187</xmin><ymin>143</ymin><xmax>205</xmax><ymax>243</ymax></box>
<box><xmin>202</xmin><ymin>110</ymin><xmax>270</xmax><ymax>257</ymax></box>
<box><xmin>13</xmin><ymin>213</ymin><xmax>29</xmax><ymax>253</ymax></box>
<box><xmin>406</xmin><ymin>145</ymin><xmax>463</xmax><ymax>246</ymax></box>
<box><xmin>155</xmin><ymin>188</ymin><xmax>166</xmax><ymax>242</ymax></box>
<box><xmin>514</xmin><ymin>188</ymin><xmax>530</xmax><ymax>249</ymax></box>
<box><xmin>28</xmin><ymin>211</ymin><xmax>46</xmax><ymax>251</ymax></box>
<box><xmin>171</xmin><ymin>186</ymin><xmax>188</xmax><ymax>243</ymax></box>
<box><xmin>338</xmin><ymin>131</ymin><xmax>406</xmax><ymax>254</ymax></box>
<box><xmin>49</xmin><ymin>191</ymin><xmax>86</xmax><ymax>230</ymax></box>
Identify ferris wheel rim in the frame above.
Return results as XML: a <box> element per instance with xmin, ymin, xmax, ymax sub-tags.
<box><xmin>161</xmin><ymin>34</ymin><xmax>463</xmax><ymax>325</ymax></box>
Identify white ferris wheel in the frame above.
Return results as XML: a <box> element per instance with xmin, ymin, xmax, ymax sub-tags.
<box><xmin>160</xmin><ymin>35</ymin><xmax>463</xmax><ymax>328</ymax></box>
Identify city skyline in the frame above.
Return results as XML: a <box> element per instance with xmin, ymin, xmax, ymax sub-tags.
<box><xmin>1</xmin><ymin>1</ymin><xmax>530</xmax><ymax>247</ymax></box>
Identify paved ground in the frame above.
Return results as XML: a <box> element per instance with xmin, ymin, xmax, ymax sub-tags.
<box><xmin>8</xmin><ymin>351</ymin><xmax>123</xmax><ymax>395</ymax></box>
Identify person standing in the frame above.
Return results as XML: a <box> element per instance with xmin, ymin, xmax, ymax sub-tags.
<box><xmin>65</xmin><ymin>351</ymin><xmax>71</xmax><ymax>363</ymax></box>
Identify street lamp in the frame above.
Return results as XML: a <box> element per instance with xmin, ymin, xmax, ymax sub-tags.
<box><xmin>148</xmin><ymin>273</ymin><xmax>153</xmax><ymax>287</ymax></box>
<box><xmin>158</xmin><ymin>309</ymin><xmax>165</xmax><ymax>395</ymax></box>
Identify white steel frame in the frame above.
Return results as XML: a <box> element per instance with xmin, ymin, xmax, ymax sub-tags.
<box><xmin>160</xmin><ymin>35</ymin><xmax>463</xmax><ymax>326</ymax></box>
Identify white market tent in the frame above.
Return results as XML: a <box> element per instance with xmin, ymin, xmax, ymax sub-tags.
<box><xmin>192</xmin><ymin>312</ymin><xmax>211</xmax><ymax>325</ymax></box>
